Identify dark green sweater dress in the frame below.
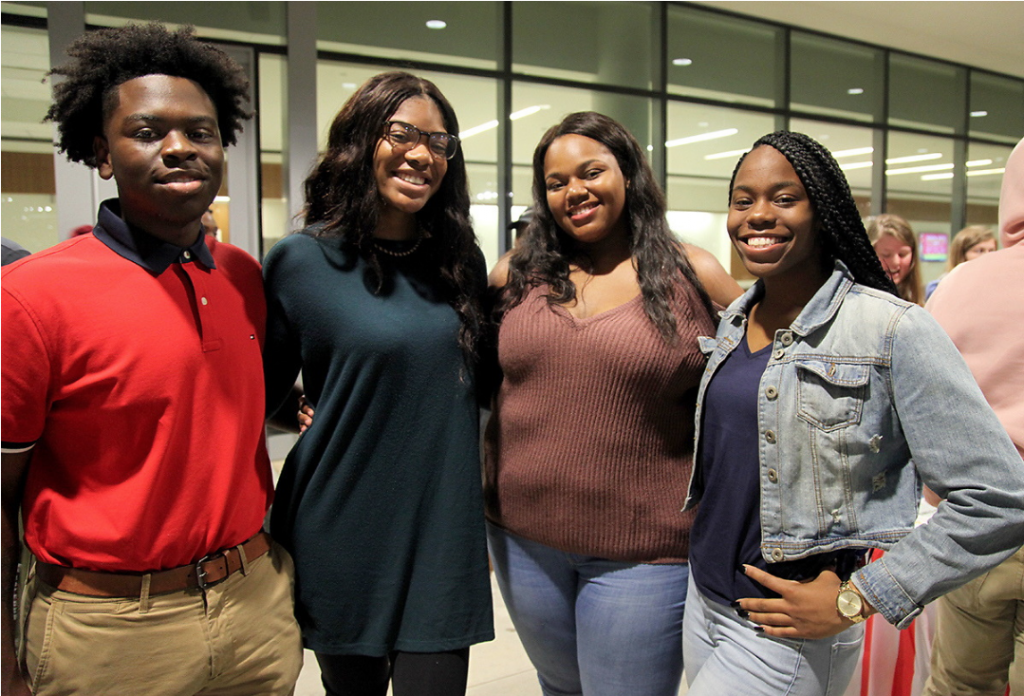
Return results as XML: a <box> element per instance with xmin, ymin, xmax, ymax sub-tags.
<box><xmin>263</xmin><ymin>230</ymin><xmax>493</xmax><ymax>655</ymax></box>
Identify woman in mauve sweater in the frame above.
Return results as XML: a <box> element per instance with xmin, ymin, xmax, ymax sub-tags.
<box><xmin>484</xmin><ymin>111</ymin><xmax>742</xmax><ymax>696</ymax></box>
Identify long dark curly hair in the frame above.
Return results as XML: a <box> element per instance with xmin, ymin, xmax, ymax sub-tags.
<box><xmin>303</xmin><ymin>71</ymin><xmax>483</xmax><ymax>362</ymax></box>
<box><xmin>730</xmin><ymin>131</ymin><xmax>897</xmax><ymax>295</ymax></box>
<box><xmin>45</xmin><ymin>23</ymin><xmax>252</xmax><ymax>167</ymax></box>
<box><xmin>498</xmin><ymin>111</ymin><xmax>712</xmax><ymax>342</ymax></box>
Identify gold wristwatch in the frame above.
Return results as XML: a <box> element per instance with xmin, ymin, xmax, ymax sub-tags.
<box><xmin>836</xmin><ymin>581</ymin><xmax>869</xmax><ymax>623</ymax></box>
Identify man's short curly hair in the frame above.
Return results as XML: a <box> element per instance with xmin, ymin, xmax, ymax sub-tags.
<box><xmin>45</xmin><ymin>22</ymin><xmax>252</xmax><ymax>168</ymax></box>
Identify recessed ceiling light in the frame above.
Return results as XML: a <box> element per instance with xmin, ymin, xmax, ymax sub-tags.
<box><xmin>672</xmin><ymin>58</ymin><xmax>693</xmax><ymax>66</ymax></box>
<box><xmin>970</xmin><ymin>110</ymin><xmax>988</xmax><ymax>117</ymax></box>
<box><xmin>426</xmin><ymin>20</ymin><xmax>447</xmax><ymax>29</ymax></box>
<box><xmin>847</xmin><ymin>88</ymin><xmax>864</xmax><ymax>95</ymax></box>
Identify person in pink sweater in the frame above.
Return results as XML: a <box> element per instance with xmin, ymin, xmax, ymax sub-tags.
<box><xmin>922</xmin><ymin>136</ymin><xmax>1024</xmax><ymax>696</ymax></box>
<box><xmin>484</xmin><ymin>111</ymin><xmax>741</xmax><ymax>696</ymax></box>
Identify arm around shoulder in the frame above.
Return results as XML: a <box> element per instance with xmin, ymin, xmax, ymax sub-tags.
<box><xmin>681</xmin><ymin>243</ymin><xmax>743</xmax><ymax>308</ymax></box>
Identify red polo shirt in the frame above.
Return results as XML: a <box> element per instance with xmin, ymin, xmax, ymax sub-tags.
<box><xmin>2</xmin><ymin>201</ymin><xmax>273</xmax><ymax>572</ymax></box>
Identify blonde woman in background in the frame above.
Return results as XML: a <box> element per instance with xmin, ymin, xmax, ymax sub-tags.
<box><xmin>867</xmin><ymin>213</ymin><xmax>923</xmax><ymax>305</ymax></box>
<box><xmin>924</xmin><ymin>225</ymin><xmax>997</xmax><ymax>301</ymax></box>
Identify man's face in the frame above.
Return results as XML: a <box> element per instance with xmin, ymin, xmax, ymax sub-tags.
<box><xmin>94</xmin><ymin>74</ymin><xmax>223</xmax><ymax>247</ymax></box>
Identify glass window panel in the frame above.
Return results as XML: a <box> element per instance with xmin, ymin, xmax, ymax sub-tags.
<box><xmin>258</xmin><ymin>53</ymin><xmax>288</xmax><ymax>256</ymax></box>
<box><xmin>966</xmin><ymin>141</ymin><xmax>1013</xmax><ymax>229</ymax></box>
<box><xmin>513</xmin><ymin>2</ymin><xmax>655</xmax><ymax>90</ymax></box>
<box><xmin>790</xmin><ymin>118</ymin><xmax>875</xmax><ymax>218</ymax></box>
<box><xmin>970</xmin><ymin>72</ymin><xmax>1024</xmax><ymax>145</ymax></box>
<box><xmin>791</xmin><ymin>32</ymin><xmax>883</xmax><ymax>123</ymax></box>
<box><xmin>316</xmin><ymin>2</ymin><xmax>499</xmax><ymax>70</ymax></box>
<box><xmin>511</xmin><ymin>83</ymin><xmax>653</xmax><ymax>210</ymax></box>
<box><xmin>886</xmin><ymin>132</ymin><xmax>955</xmax><ymax>287</ymax></box>
<box><xmin>84</xmin><ymin>2</ymin><xmax>286</xmax><ymax>45</ymax></box>
<box><xmin>1</xmin><ymin>23</ymin><xmax>57</xmax><ymax>252</ymax></box>
<box><xmin>888</xmin><ymin>54</ymin><xmax>966</xmax><ymax>135</ymax></box>
<box><xmin>666</xmin><ymin>103</ymin><xmax>775</xmax><ymax>275</ymax></box>
<box><xmin>667</xmin><ymin>6</ymin><xmax>782</xmax><ymax>108</ymax></box>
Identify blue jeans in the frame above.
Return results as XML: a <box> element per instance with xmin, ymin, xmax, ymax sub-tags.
<box><xmin>684</xmin><ymin>572</ymin><xmax>864</xmax><ymax>696</ymax></box>
<box><xmin>487</xmin><ymin>523</ymin><xmax>687</xmax><ymax>696</ymax></box>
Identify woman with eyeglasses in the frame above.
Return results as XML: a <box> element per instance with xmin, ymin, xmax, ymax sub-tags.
<box><xmin>262</xmin><ymin>71</ymin><xmax>492</xmax><ymax>696</ymax></box>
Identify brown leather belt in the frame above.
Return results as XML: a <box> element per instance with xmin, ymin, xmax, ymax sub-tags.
<box><xmin>36</xmin><ymin>531</ymin><xmax>272</xmax><ymax>597</ymax></box>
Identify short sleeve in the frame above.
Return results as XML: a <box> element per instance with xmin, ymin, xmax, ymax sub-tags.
<box><xmin>1</xmin><ymin>284</ymin><xmax>52</xmax><ymax>450</ymax></box>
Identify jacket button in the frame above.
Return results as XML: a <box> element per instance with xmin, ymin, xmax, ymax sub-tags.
<box><xmin>767</xmin><ymin>468</ymin><xmax>778</xmax><ymax>483</ymax></box>
<box><xmin>765</xmin><ymin>385</ymin><xmax>778</xmax><ymax>400</ymax></box>
<box><xmin>765</xmin><ymin>430</ymin><xmax>777</xmax><ymax>444</ymax></box>
<box><xmin>771</xmin><ymin>548</ymin><xmax>785</xmax><ymax>562</ymax></box>
<box><xmin>773</xmin><ymin>348</ymin><xmax>785</xmax><ymax>360</ymax></box>
<box><xmin>780</xmin><ymin>331</ymin><xmax>794</xmax><ymax>346</ymax></box>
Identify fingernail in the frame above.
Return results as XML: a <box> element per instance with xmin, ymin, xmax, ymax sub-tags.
<box><xmin>730</xmin><ymin>601</ymin><xmax>741</xmax><ymax>608</ymax></box>
<box><xmin>737</xmin><ymin>565</ymin><xmax>746</xmax><ymax>574</ymax></box>
<box><xmin>736</xmin><ymin>609</ymin><xmax>750</xmax><ymax>620</ymax></box>
<box><xmin>754</xmin><ymin>626</ymin><xmax>764</xmax><ymax>634</ymax></box>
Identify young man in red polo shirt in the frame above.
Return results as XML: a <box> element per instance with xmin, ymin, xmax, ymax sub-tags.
<box><xmin>1</xmin><ymin>24</ymin><xmax>302</xmax><ymax>695</ymax></box>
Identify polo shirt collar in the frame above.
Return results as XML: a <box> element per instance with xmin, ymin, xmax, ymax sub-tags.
<box><xmin>93</xmin><ymin>198</ymin><xmax>216</xmax><ymax>274</ymax></box>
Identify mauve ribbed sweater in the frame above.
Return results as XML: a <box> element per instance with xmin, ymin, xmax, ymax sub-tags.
<box><xmin>484</xmin><ymin>280</ymin><xmax>716</xmax><ymax>563</ymax></box>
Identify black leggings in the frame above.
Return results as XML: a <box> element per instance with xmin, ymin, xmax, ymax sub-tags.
<box><xmin>315</xmin><ymin>648</ymin><xmax>470</xmax><ymax>696</ymax></box>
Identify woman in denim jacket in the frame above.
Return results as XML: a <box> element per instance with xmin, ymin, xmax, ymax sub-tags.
<box><xmin>682</xmin><ymin>131</ymin><xmax>1024</xmax><ymax>695</ymax></box>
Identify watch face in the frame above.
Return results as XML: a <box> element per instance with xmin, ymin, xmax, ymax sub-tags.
<box><xmin>837</xmin><ymin>589</ymin><xmax>864</xmax><ymax>618</ymax></box>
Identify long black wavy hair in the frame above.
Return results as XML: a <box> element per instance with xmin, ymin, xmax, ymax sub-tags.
<box><xmin>498</xmin><ymin>111</ymin><xmax>712</xmax><ymax>342</ymax></box>
<box><xmin>730</xmin><ymin>131</ymin><xmax>897</xmax><ymax>295</ymax></box>
<box><xmin>303</xmin><ymin>71</ymin><xmax>483</xmax><ymax>363</ymax></box>
<box><xmin>45</xmin><ymin>23</ymin><xmax>251</xmax><ymax>167</ymax></box>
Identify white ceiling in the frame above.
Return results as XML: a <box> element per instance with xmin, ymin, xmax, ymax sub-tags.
<box><xmin>694</xmin><ymin>1</ymin><xmax>1024</xmax><ymax>79</ymax></box>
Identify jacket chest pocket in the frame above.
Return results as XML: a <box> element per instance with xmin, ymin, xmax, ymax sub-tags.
<box><xmin>795</xmin><ymin>360</ymin><xmax>870</xmax><ymax>431</ymax></box>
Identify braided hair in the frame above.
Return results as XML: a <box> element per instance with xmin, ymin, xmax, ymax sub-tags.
<box><xmin>730</xmin><ymin>131</ymin><xmax>897</xmax><ymax>295</ymax></box>
<box><xmin>499</xmin><ymin>111</ymin><xmax>713</xmax><ymax>342</ymax></box>
<box><xmin>45</xmin><ymin>23</ymin><xmax>251</xmax><ymax>167</ymax></box>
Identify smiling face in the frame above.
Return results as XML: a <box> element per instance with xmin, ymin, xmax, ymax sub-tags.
<box><xmin>543</xmin><ymin>134</ymin><xmax>628</xmax><ymax>248</ymax></box>
<box><xmin>872</xmin><ymin>234</ymin><xmax>914</xmax><ymax>285</ymax></box>
<box><xmin>964</xmin><ymin>237</ymin><xmax>997</xmax><ymax>261</ymax></box>
<box><xmin>373</xmin><ymin>97</ymin><xmax>448</xmax><ymax>224</ymax></box>
<box><xmin>728</xmin><ymin>145</ymin><xmax>823</xmax><ymax>284</ymax></box>
<box><xmin>94</xmin><ymin>74</ymin><xmax>223</xmax><ymax>247</ymax></box>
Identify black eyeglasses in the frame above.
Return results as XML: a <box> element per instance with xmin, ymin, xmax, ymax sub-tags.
<box><xmin>382</xmin><ymin>121</ymin><xmax>460</xmax><ymax>160</ymax></box>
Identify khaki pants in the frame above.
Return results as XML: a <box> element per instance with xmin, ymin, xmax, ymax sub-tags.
<box><xmin>923</xmin><ymin>545</ymin><xmax>1024</xmax><ymax>696</ymax></box>
<box><xmin>24</xmin><ymin>541</ymin><xmax>304</xmax><ymax>695</ymax></box>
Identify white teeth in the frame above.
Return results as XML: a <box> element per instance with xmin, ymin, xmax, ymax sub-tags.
<box><xmin>571</xmin><ymin>203</ymin><xmax>597</xmax><ymax>216</ymax></box>
<box><xmin>746</xmin><ymin>236</ymin><xmax>783</xmax><ymax>248</ymax></box>
<box><xmin>397</xmin><ymin>173</ymin><xmax>427</xmax><ymax>186</ymax></box>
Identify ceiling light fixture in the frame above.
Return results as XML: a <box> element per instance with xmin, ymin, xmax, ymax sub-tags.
<box><xmin>460</xmin><ymin>120</ymin><xmax>499</xmax><ymax>139</ymax></box>
<box><xmin>831</xmin><ymin>147</ymin><xmax>874</xmax><ymax>158</ymax></box>
<box><xmin>970</xmin><ymin>110</ymin><xmax>988</xmax><ymax>117</ymax></box>
<box><xmin>839</xmin><ymin>161</ymin><xmax>874</xmax><ymax>171</ymax></box>
<box><xmin>509</xmin><ymin>105</ymin><xmax>550</xmax><ymax>121</ymax></box>
<box><xmin>886</xmin><ymin>163</ymin><xmax>954</xmax><ymax>175</ymax></box>
<box><xmin>672</xmin><ymin>58</ymin><xmax>693</xmax><ymax>66</ymax></box>
<box><xmin>920</xmin><ymin>173</ymin><xmax>954</xmax><ymax>181</ymax></box>
<box><xmin>704</xmin><ymin>148</ymin><xmax>750</xmax><ymax>161</ymax></box>
<box><xmin>966</xmin><ymin>159</ymin><xmax>993</xmax><ymax>167</ymax></box>
<box><xmin>847</xmin><ymin>88</ymin><xmax>864</xmax><ymax>95</ymax></box>
<box><xmin>425</xmin><ymin>20</ymin><xmax>447</xmax><ymax>29</ymax></box>
<box><xmin>665</xmin><ymin>128</ymin><xmax>738</xmax><ymax>148</ymax></box>
<box><xmin>885</xmin><ymin>153</ymin><xmax>943</xmax><ymax>165</ymax></box>
<box><xmin>966</xmin><ymin>168</ymin><xmax>1006</xmax><ymax>177</ymax></box>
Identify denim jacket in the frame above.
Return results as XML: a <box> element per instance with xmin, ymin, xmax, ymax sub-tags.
<box><xmin>684</xmin><ymin>262</ymin><xmax>1024</xmax><ymax>629</ymax></box>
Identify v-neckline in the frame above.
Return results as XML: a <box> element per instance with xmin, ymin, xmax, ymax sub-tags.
<box><xmin>550</xmin><ymin>291</ymin><xmax>643</xmax><ymax>326</ymax></box>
